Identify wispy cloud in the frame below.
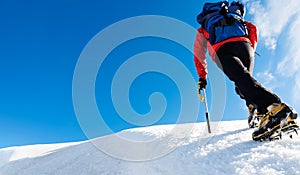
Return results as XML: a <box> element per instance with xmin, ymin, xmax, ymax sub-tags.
<box><xmin>255</xmin><ymin>71</ymin><xmax>279</xmax><ymax>90</ymax></box>
<box><xmin>245</xmin><ymin>0</ymin><xmax>300</xmax><ymax>107</ymax></box>
<box><xmin>246</xmin><ymin>0</ymin><xmax>300</xmax><ymax>50</ymax></box>
<box><xmin>274</xmin><ymin>2</ymin><xmax>300</xmax><ymax>106</ymax></box>
<box><xmin>277</xmin><ymin>16</ymin><xmax>300</xmax><ymax>77</ymax></box>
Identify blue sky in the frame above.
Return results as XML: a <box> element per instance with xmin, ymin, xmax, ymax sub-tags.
<box><xmin>1</xmin><ymin>0</ymin><xmax>299</xmax><ymax>148</ymax></box>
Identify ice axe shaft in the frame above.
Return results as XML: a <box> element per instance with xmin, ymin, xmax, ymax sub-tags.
<box><xmin>199</xmin><ymin>89</ymin><xmax>211</xmax><ymax>133</ymax></box>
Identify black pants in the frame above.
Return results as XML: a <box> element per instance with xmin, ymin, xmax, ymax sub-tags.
<box><xmin>216</xmin><ymin>41</ymin><xmax>281</xmax><ymax>114</ymax></box>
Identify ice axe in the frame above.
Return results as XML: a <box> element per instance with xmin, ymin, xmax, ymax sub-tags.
<box><xmin>198</xmin><ymin>89</ymin><xmax>212</xmax><ymax>133</ymax></box>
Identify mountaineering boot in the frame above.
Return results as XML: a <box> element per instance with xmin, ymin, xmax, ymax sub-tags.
<box><xmin>248</xmin><ymin>104</ymin><xmax>263</xmax><ymax>128</ymax></box>
<box><xmin>280</xmin><ymin>112</ymin><xmax>299</xmax><ymax>133</ymax></box>
<box><xmin>252</xmin><ymin>103</ymin><xmax>298</xmax><ymax>141</ymax></box>
<box><xmin>248</xmin><ymin>104</ymin><xmax>256</xmax><ymax>128</ymax></box>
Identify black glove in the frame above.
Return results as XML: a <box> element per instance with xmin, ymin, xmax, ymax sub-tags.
<box><xmin>197</xmin><ymin>78</ymin><xmax>207</xmax><ymax>94</ymax></box>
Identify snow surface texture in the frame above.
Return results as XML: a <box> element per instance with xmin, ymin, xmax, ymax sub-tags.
<box><xmin>1</xmin><ymin>120</ymin><xmax>300</xmax><ymax>175</ymax></box>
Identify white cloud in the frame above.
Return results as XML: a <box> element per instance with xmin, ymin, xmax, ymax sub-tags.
<box><xmin>279</xmin><ymin>24</ymin><xmax>300</xmax><ymax>106</ymax></box>
<box><xmin>255</xmin><ymin>71</ymin><xmax>279</xmax><ymax>90</ymax></box>
<box><xmin>245</xmin><ymin>0</ymin><xmax>300</xmax><ymax>106</ymax></box>
<box><xmin>277</xmin><ymin>15</ymin><xmax>300</xmax><ymax>77</ymax></box>
<box><xmin>246</xmin><ymin>0</ymin><xmax>300</xmax><ymax>50</ymax></box>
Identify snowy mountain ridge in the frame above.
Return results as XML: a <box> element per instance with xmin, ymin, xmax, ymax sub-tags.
<box><xmin>1</xmin><ymin>120</ymin><xmax>300</xmax><ymax>175</ymax></box>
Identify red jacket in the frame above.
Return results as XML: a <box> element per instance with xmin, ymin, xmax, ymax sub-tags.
<box><xmin>194</xmin><ymin>21</ymin><xmax>258</xmax><ymax>78</ymax></box>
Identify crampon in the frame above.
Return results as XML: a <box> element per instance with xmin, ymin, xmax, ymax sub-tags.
<box><xmin>253</xmin><ymin>112</ymin><xmax>299</xmax><ymax>141</ymax></box>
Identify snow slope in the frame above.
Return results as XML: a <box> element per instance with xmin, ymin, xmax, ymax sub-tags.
<box><xmin>1</xmin><ymin>120</ymin><xmax>300</xmax><ymax>175</ymax></box>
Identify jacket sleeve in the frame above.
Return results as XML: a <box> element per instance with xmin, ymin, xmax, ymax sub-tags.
<box><xmin>245</xmin><ymin>21</ymin><xmax>259</xmax><ymax>51</ymax></box>
<box><xmin>194</xmin><ymin>28</ymin><xmax>208</xmax><ymax>79</ymax></box>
